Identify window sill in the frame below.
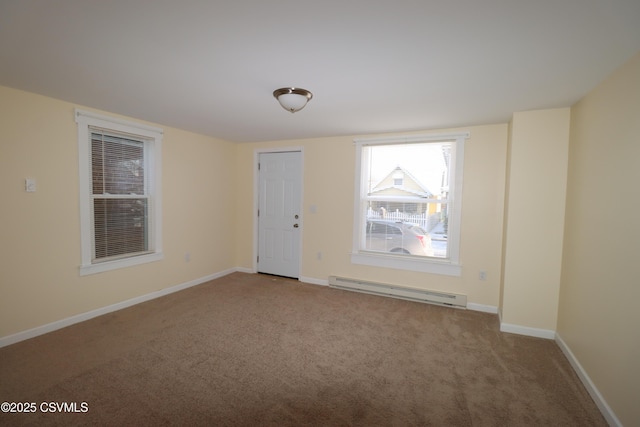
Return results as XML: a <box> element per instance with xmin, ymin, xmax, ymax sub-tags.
<box><xmin>79</xmin><ymin>252</ymin><xmax>163</xmax><ymax>276</ymax></box>
<box><xmin>350</xmin><ymin>252</ymin><xmax>461</xmax><ymax>276</ymax></box>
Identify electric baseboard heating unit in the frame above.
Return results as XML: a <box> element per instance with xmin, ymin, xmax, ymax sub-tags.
<box><xmin>328</xmin><ymin>276</ymin><xmax>467</xmax><ymax>309</ymax></box>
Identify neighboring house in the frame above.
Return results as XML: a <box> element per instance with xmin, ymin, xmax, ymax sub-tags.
<box><xmin>368</xmin><ymin>165</ymin><xmax>439</xmax><ymax>217</ymax></box>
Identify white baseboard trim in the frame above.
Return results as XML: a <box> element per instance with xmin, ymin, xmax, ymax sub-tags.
<box><xmin>555</xmin><ymin>333</ymin><xmax>621</xmax><ymax>427</ymax></box>
<box><xmin>0</xmin><ymin>268</ymin><xmax>239</xmax><ymax>348</ymax></box>
<box><xmin>235</xmin><ymin>267</ymin><xmax>255</xmax><ymax>274</ymax></box>
<box><xmin>500</xmin><ymin>322</ymin><xmax>556</xmax><ymax>339</ymax></box>
<box><xmin>299</xmin><ymin>276</ymin><xmax>329</xmax><ymax>286</ymax></box>
<box><xmin>467</xmin><ymin>303</ymin><xmax>498</xmax><ymax>314</ymax></box>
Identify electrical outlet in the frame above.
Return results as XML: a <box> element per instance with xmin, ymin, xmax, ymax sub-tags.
<box><xmin>479</xmin><ymin>271</ymin><xmax>487</xmax><ymax>281</ymax></box>
<box><xmin>184</xmin><ymin>252</ymin><xmax>191</xmax><ymax>262</ymax></box>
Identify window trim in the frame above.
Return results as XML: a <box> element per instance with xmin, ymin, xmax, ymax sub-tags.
<box><xmin>351</xmin><ymin>132</ymin><xmax>468</xmax><ymax>276</ymax></box>
<box><xmin>76</xmin><ymin>109</ymin><xmax>163</xmax><ymax>276</ymax></box>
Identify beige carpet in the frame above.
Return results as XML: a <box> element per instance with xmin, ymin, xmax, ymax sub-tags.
<box><xmin>0</xmin><ymin>272</ymin><xmax>605</xmax><ymax>426</ymax></box>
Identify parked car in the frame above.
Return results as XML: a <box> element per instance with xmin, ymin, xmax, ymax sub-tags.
<box><xmin>366</xmin><ymin>220</ymin><xmax>434</xmax><ymax>256</ymax></box>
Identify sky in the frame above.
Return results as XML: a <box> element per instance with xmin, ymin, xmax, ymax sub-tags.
<box><xmin>367</xmin><ymin>142</ymin><xmax>449</xmax><ymax>194</ymax></box>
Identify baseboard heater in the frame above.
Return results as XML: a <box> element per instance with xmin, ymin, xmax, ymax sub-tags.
<box><xmin>328</xmin><ymin>276</ymin><xmax>467</xmax><ymax>309</ymax></box>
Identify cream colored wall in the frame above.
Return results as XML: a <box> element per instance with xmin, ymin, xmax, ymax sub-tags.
<box><xmin>559</xmin><ymin>53</ymin><xmax>640</xmax><ymax>426</ymax></box>
<box><xmin>0</xmin><ymin>86</ymin><xmax>237</xmax><ymax>338</ymax></box>
<box><xmin>501</xmin><ymin>108</ymin><xmax>570</xmax><ymax>332</ymax></box>
<box><xmin>236</xmin><ymin>124</ymin><xmax>508</xmax><ymax>307</ymax></box>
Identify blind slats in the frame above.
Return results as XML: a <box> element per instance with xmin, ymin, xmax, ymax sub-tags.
<box><xmin>90</xmin><ymin>130</ymin><xmax>149</xmax><ymax>261</ymax></box>
<box><xmin>91</xmin><ymin>132</ymin><xmax>145</xmax><ymax>196</ymax></box>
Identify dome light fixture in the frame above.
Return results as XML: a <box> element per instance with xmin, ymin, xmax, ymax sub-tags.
<box><xmin>273</xmin><ymin>87</ymin><xmax>313</xmax><ymax>113</ymax></box>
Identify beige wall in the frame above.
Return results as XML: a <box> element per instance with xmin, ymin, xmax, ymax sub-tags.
<box><xmin>0</xmin><ymin>86</ymin><xmax>238</xmax><ymax>337</ymax></box>
<box><xmin>501</xmin><ymin>108</ymin><xmax>570</xmax><ymax>332</ymax></box>
<box><xmin>236</xmin><ymin>124</ymin><xmax>509</xmax><ymax>307</ymax></box>
<box><xmin>559</xmin><ymin>53</ymin><xmax>640</xmax><ymax>426</ymax></box>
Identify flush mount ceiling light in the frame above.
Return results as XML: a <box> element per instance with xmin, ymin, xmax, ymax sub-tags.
<box><xmin>273</xmin><ymin>87</ymin><xmax>313</xmax><ymax>113</ymax></box>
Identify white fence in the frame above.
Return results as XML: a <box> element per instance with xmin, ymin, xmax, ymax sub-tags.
<box><xmin>367</xmin><ymin>208</ymin><xmax>442</xmax><ymax>233</ymax></box>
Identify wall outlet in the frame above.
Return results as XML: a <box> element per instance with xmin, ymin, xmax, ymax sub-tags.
<box><xmin>479</xmin><ymin>271</ymin><xmax>487</xmax><ymax>281</ymax></box>
<box><xmin>184</xmin><ymin>252</ymin><xmax>191</xmax><ymax>262</ymax></box>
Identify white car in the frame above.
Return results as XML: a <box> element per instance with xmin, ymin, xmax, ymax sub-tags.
<box><xmin>366</xmin><ymin>220</ymin><xmax>434</xmax><ymax>256</ymax></box>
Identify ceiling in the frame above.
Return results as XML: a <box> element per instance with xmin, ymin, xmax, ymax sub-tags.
<box><xmin>1</xmin><ymin>1</ymin><xmax>639</xmax><ymax>143</ymax></box>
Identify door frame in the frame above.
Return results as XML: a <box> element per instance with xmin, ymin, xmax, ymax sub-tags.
<box><xmin>253</xmin><ymin>147</ymin><xmax>304</xmax><ymax>276</ymax></box>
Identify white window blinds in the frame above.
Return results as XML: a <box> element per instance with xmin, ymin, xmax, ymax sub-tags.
<box><xmin>90</xmin><ymin>130</ymin><xmax>150</xmax><ymax>261</ymax></box>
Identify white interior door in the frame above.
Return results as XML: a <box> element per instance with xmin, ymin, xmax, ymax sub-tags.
<box><xmin>258</xmin><ymin>151</ymin><xmax>302</xmax><ymax>278</ymax></box>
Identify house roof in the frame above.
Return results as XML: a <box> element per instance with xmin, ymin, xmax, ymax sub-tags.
<box><xmin>370</xmin><ymin>166</ymin><xmax>433</xmax><ymax>198</ymax></box>
<box><xmin>1</xmin><ymin>1</ymin><xmax>639</xmax><ymax>142</ymax></box>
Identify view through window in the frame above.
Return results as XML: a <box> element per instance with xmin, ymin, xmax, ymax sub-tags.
<box><xmin>360</xmin><ymin>141</ymin><xmax>452</xmax><ymax>259</ymax></box>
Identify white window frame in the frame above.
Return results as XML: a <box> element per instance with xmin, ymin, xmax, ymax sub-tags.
<box><xmin>76</xmin><ymin>109</ymin><xmax>163</xmax><ymax>276</ymax></box>
<box><xmin>351</xmin><ymin>132</ymin><xmax>468</xmax><ymax>276</ymax></box>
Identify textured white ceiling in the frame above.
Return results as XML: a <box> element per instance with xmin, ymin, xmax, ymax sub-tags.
<box><xmin>1</xmin><ymin>0</ymin><xmax>639</xmax><ymax>142</ymax></box>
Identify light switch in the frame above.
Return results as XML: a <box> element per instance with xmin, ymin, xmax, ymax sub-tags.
<box><xmin>25</xmin><ymin>178</ymin><xmax>36</xmax><ymax>192</ymax></box>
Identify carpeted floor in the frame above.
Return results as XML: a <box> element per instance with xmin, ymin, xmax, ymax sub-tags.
<box><xmin>0</xmin><ymin>272</ymin><xmax>606</xmax><ymax>426</ymax></box>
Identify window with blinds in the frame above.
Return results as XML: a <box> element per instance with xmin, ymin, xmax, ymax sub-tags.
<box><xmin>76</xmin><ymin>109</ymin><xmax>163</xmax><ymax>276</ymax></box>
<box><xmin>90</xmin><ymin>131</ymin><xmax>149</xmax><ymax>261</ymax></box>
